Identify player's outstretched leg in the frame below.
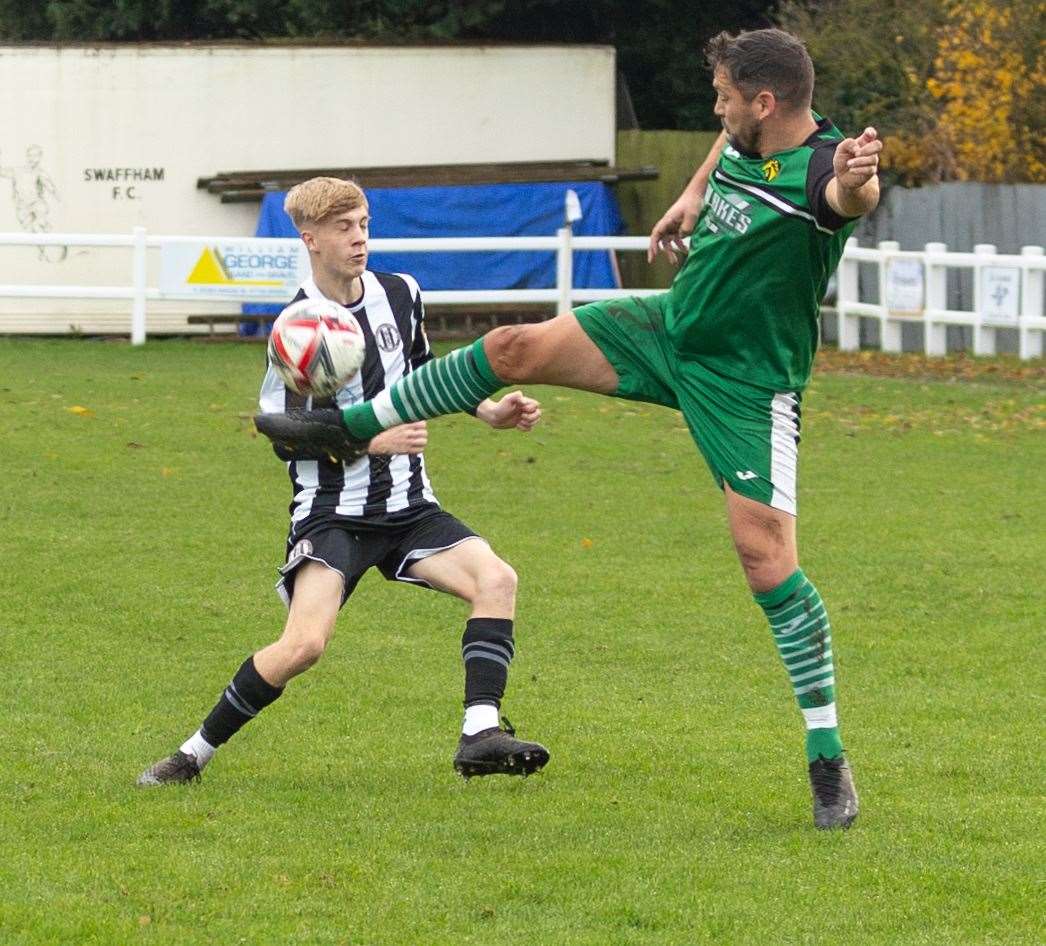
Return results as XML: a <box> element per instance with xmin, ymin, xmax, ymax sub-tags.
<box><xmin>755</xmin><ymin>570</ymin><xmax>858</xmax><ymax>829</ymax></box>
<box><xmin>335</xmin><ymin>315</ymin><xmax>619</xmax><ymax>440</ymax></box>
<box><xmin>138</xmin><ymin>563</ymin><xmax>340</xmax><ymax>786</ymax></box>
<box><xmin>342</xmin><ymin>336</ymin><xmax>506</xmax><ymax>439</ymax></box>
<box><xmin>252</xmin><ymin>338</ymin><xmax>503</xmax><ymax>453</ymax></box>
<box><xmin>452</xmin><ymin>618</ymin><xmax>549</xmax><ymax>779</ymax></box>
<box><xmin>252</xmin><ymin>315</ymin><xmax>618</xmax><ymax>456</ymax></box>
<box><xmin>137</xmin><ymin>655</ymin><xmax>284</xmax><ymax>786</ymax></box>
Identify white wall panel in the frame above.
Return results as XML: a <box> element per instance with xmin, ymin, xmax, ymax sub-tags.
<box><xmin>0</xmin><ymin>44</ymin><xmax>615</xmax><ymax>331</ymax></box>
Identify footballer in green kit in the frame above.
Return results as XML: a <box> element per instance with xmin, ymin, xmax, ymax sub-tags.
<box><xmin>256</xmin><ymin>28</ymin><xmax>883</xmax><ymax>830</ymax></box>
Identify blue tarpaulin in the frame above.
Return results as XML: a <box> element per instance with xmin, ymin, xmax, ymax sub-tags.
<box><xmin>242</xmin><ymin>181</ymin><xmax>623</xmax><ymax>333</ymax></box>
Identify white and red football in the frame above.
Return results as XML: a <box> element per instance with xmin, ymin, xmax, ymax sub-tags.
<box><xmin>267</xmin><ymin>298</ymin><xmax>366</xmax><ymax>397</ymax></box>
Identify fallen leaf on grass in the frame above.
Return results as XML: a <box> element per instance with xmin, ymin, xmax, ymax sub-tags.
<box><xmin>160</xmin><ymin>467</ymin><xmax>175</xmax><ymax>477</ymax></box>
<box><xmin>580</xmin><ymin>537</ymin><xmax>594</xmax><ymax>549</ymax></box>
<box><xmin>66</xmin><ymin>405</ymin><xmax>94</xmax><ymax>417</ymax></box>
<box><xmin>126</xmin><ymin>442</ymin><xmax>145</xmax><ymax>449</ymax></box>
<box><xmin>138</xmin><ymin>915</ymin><xmax>151</xmax><ymax>927</ymax></box>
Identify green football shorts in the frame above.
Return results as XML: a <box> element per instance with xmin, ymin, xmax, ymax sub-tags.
<box><xmin>574</xmin><ymin>294</ymin><xmax>802</xmax><ymax>515</ymax></box>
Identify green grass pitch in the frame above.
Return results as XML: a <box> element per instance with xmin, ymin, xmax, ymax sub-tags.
<box><xmin>0</xmin><ymin>338</ymin><xmax>1042</xmax><ymax>945</ymax></box>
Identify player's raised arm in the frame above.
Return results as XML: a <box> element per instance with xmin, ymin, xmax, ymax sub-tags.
<box><xmin>825</xmin><ymin>127</ymin><xmax>882</xmax><ymax>219</ymax></box>
<box><xmin>647</xmin><ymin>131</ymin><xmax>726</xmax><ymax>264</ymax></box>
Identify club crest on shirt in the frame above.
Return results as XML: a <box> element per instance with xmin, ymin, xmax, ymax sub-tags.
<box><xmin>375</xmin><ymin>323</ymin><xmax>401</xmax><ymax>352</ymax></box>
<box><xmin>762</xmin><ymin>158</ymin><xmax>781</xmax><ymax>182</ymax></box>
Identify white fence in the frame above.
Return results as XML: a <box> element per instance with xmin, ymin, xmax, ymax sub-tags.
<box><xmin>836</xmin><ymin>239</ymin><xmax>1046</xmax><ymax>360</ymax></box>
<box><xmin>2</xmin><ymin>230</ymin><xmax>1044</xmax><ymax>359</ymax></box>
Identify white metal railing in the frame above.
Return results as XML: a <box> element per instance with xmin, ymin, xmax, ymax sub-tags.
<box><xmin>0</xmin><ymin>226</ymin><xmax>663</xmax><ymax>345</ymax></box>
<box><xmin>2</xmin><ymin>229</ymin><xmax>1044</xmax><ymax>358</ymax></box>
<box><xmin>836</xmin><ymin>239</ymin><xmax>1046</xmax><ymax>360</ymax></box>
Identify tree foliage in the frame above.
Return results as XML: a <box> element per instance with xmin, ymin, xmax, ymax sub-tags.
<box><xmin>777</xmin><ymin>0</ymin><xmax>946</xmax><ymax>183</ymax></box>
<box><xmin>778</xmin><ymin>0</ymin><xmax>1045</xmax><ymax>183</ymax></box>
<box><xmin>926</xmin><ymin>0</ymin><xmax>1045</xmax><ymax>182</ymax></box>
<box><xmin>452</xmin><ymin>0</ymin><xmax>778</xmax><ymax>129</ymax></box>
<box><xmin>0</xmin><ymin>1</ymin><xmax>507</xmax><ymax>42</ymax></box>
<box><xmin>0</xmin><ymin>0</ymin><xmax>778</xmax><ymax>130</ymax></box>
<box><xmin>14</xmin><ymin>0</ymin><xmax>1039</xmax><ymax>172</ymax></box>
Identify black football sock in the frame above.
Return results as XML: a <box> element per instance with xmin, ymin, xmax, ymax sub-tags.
<box><xmin>199</xmin><ymin>656</ymin><xmax>284</xmax><ymax>748</ymax></box>
<box><xmin>461</xmin><ymin>617</ymin><xmax>514</xmax><ymax>725</ymax></box>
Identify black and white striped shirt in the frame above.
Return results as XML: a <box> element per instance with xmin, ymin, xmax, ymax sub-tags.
<box><xmin>258</xmin><ymin>271</ymin><xmax>439</xmax><ymax>531</ymax></box>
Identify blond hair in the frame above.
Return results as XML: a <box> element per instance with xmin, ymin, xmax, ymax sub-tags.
<box><xmin>283</xmin><ymin>177</ymin><xmax>367</xmax><ymax>230</ymax></box>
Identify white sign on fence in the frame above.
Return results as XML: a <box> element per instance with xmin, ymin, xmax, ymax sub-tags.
<box><xmin>160</xmin><ymin>239</ymin><xmax>309</xmax><ymax>300</ymax></box>
<box><xmin>980</xmin><ymin>266</ymin><xmax>1021</xmax><ymax>323</ymax></box>
<box><xmin>884</xmin><ymin>257</ymin><xmax>925</xmax><ymax>314</ymax></box>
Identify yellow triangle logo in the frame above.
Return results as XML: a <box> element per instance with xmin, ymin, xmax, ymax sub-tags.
<box><xmin>187</xmin><ymin>247</ymin><xmax>230</xmax><ymax>284</ymax></box>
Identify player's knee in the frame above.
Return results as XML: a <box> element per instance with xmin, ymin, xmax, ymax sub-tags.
<box><xmin>734</xmin><ymin>541</ymin><xmax>794</xmax><ymax>593</ymax></box>
<box><xmin>485</xmin><ymin>325</ymin><xmax>540</xmax><ymax>383</ymax></box>
<box><xmin>484</xmin><ymin>560</ymin><xmax>518</xmax><ymax>599</ymax></box>
<box><xmin>281</xmin><ymin>630</ymin><xmax>329</xmax><ymax>673</ymax></box>
<box><xmin>289</xmin><ymin>638</ymin><xmax>326</xmax><ymax>672</ymax></box>
<box><xmin>473</xmin><ymin>560</ymin><xmax>518</xmax><ymax>606</ymax></box>
<box><xmin>734</xmin><ymin>540</ymin><xmax>773</xmax><ymax>578</ymax></box>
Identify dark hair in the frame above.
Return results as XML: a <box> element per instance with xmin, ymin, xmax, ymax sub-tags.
<box><xmin>704</xmin><ymin>28</ymin><xmax>814</xmax><ymax>110</ymax></box>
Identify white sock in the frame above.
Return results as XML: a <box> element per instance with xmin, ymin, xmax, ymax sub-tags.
<box><xmin>462</xmin><ymin>703</ymin><xmax>499</xmax><ymax>736</ymax></box>
<box><xmin>801</xmin><ymin>702</ymin><xmax>838</xmax><ymax>730</ymax></box>
<box><xmin>179</xmin><ymin>729</ymin><xmax>217</xmax><ymax>768</ymax></box>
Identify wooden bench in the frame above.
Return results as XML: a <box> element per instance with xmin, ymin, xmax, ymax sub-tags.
<box><xmin>187</xmin><ymin>313</ymin><xmax>275</xmax><ymax>336</ymax></box>
<box><xmin>198</xmin><ymin>160</ymin><xmax>657</xmax><ymax>203</ymax></box>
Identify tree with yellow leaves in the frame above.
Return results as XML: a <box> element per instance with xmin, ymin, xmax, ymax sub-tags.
<box><xmin>778</xmin><ymin>0</ymin><xmax>1045</xmax><ymax>184</ymax></box>
<box><xmin>928</xmin><ymin>0</ymin><xmax>1045</xmax><ymax>182</ymax></box>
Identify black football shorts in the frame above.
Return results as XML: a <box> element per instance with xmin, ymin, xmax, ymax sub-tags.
<box><xmin>276</xmin><ymin>510</ymin><xmax>482</xmax><ymax>607</ymax></box>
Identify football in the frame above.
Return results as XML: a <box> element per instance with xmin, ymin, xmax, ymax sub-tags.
<box><xmin>267</xmin><ymin>298</ymin><xmax>366</xmax><ymax>397</ymax></box>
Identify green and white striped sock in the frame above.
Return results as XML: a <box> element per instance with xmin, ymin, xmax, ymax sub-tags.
<box><xmin>755</xmin><ymin>569</ymin><xmax>844</xmax><ymax>762</ymax></box>
<box><xmin>340</xmin><ymin>337</ymin><xmax>504</xmax><ymax>439</ymax></box>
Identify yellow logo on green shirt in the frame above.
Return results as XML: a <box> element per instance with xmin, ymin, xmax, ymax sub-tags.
<box><xmin>762</xmin><ymin>159</ymin><xmax>781</xmax><ymax>182</ymax></box>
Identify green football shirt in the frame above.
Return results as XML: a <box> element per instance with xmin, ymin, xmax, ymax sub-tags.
<box><xmin>666</xmin><ymin>116</ymin><xmax>858</xmax><ymax>392</ymax></box>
